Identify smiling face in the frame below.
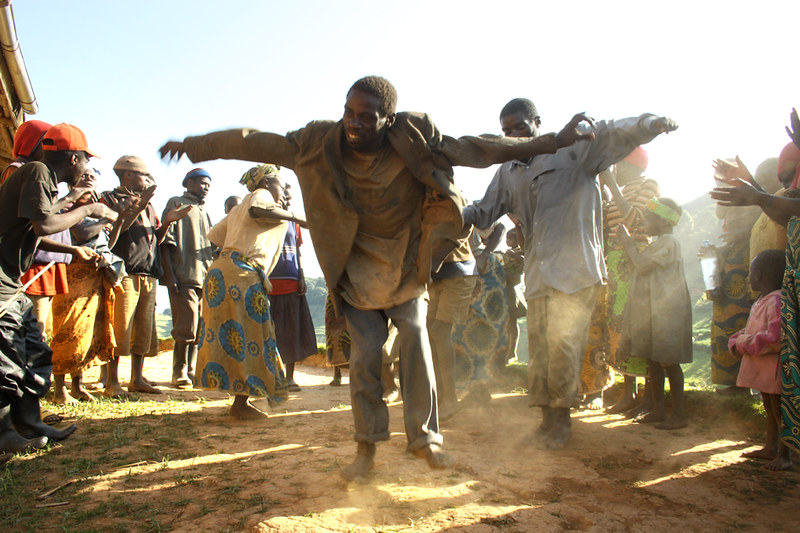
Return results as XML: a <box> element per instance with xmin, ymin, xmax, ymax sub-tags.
<box><xmin>342</xmin><ymin>89</ymin><xmax>395</xmax><ymax>153</ymax></box>
<box><xmin>500</xmin><ymin>111</ymin><xmax>541</xmax><ymax>138</ymax></box>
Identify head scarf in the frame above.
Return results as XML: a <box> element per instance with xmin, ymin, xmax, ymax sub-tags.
<box><xmin>624</xmin><ymin>146</ymin><xmax>648</xmax><ymax>171</ymax></box>
<box><xmin>240</xmin><ymin>163</ymin><xmax>280</xmax><ymax>192</ymax></box>
<box><xmin>645</xmin><ymin>197</ymin><xmax>681</xmax><ymax>226</ymax></box>
<box><xmin>778</xmin><ymin>142</ymin><xmax>800</xmax><ymax>189</ymax></box>
<box><xmin>12</xmin><ymin>120</ymin><xmax>51</xmax><ymax>159</ymax></box>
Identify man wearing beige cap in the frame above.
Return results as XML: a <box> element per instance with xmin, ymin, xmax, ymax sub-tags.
<box><xmin>0</xmin><ymin>123</ymin><xmax>119</xmax><ymax>455</ymax></box>
<box><xmin>100</xmin><ymin>155</ymin><xmax>190</xmax><ymax>397</ymax></box>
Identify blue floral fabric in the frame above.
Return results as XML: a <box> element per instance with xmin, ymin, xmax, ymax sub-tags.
<box><xmin>195</xmin><ymin>253</ymin><xmax>287</xmax><ymax>404</ymax></box>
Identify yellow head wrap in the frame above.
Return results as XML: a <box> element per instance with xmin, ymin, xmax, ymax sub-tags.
<box><xmin>240</xmin><ymin>164</ymin><xmax>280</xmax><ymax>192</ymax></box>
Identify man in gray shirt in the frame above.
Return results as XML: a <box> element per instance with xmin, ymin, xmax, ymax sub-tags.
<box><xmin>462</xmin><ymin>98</ymin><xmax>677</xmax><ymax>450</ymax></box>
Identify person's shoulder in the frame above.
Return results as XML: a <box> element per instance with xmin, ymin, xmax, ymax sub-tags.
<box><xmin>395</xmin><ymin>112</ymin><xmax>434</xmax><ymax>129</ymax></box>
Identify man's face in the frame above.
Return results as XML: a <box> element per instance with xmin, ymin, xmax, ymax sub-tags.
<box><xmin>123</xmin><ymin>170</ymin><xmax>151</xmax><ymax>194</ymax></box>
<box><xmin>186</xmin><ymin>176</ymin><xmax>211</xmax><ymax>200</ymax></box>
<box><xmin>63</xmin><ymin>152</ymin><xmax>90</xmax><ymax>186</ymax></box>
<box><xmin>501</xmin><ymin>112</ymin><xmax>540</xmax><ymax>138</ymax></box>
<box><xmin>343</xmin><ymin>89</ymin><xmax>395</xmax><ymax>153</ymax></box>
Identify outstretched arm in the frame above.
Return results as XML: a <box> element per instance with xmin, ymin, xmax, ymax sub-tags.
<box><xmin>249</xmin><ymin>206</ymin><xmax>307</xmax><ymax>227</ymax></box>
<box><xmin>710</xmin><ymin>181</ymin><xmax>799</xmax><ymax>226</ymax></box>
<box><xmin>159</xmin><ymin>129</ymin><xmax>301</xmax><ymax>169</ymax></box>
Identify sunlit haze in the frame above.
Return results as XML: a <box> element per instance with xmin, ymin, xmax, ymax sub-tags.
<box><xmin>14</xmin><ymin>0</ymin><xmax>800</xmax><ymax>280</ymax></box>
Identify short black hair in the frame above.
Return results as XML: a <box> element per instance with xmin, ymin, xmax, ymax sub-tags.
<box><xmin>500</xmin><ymin>98</ymin><xmax>539</xmax><ymax>121</ymax></box>
<box><xmin>753</xmin><ymin>249</ymin><xmax>786</xmax><ymax>291</ymax></box>
<box><xmin>348</xmin><ymin>76</ymin><xmax>397</xmax><ymax>116</ymax></box>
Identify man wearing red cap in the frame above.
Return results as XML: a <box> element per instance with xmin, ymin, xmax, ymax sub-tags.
<box><xmin>0</xmin><ymin>123</ymin><xmax>119</xmax><ymax>456</ymax></box>
<box><xmin>161</xmin><ymin>168</ymin><xmax>214</xmax><ymax>387</ymax></box>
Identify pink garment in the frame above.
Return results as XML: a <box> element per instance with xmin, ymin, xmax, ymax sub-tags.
<box><xmin>729</xmin><ymin>289</ymin><xmax>781</xmax><ymax>394</ymax></box>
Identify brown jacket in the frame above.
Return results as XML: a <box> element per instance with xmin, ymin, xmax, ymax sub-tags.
<box><xmin>181</xmin><ymin>112</ymin><xmax>557</xmax><ymax>299</ymax></box>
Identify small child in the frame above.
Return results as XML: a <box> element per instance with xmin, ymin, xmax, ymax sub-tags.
<box><xmin>729</xmin><ymin>249</ymin><xmax>792</xmax><ymax>470</ymax></box>
<box><xmin>618</xmin><ymin>197</ymin><xmax>693</xmax><ymax>429</ymax></box>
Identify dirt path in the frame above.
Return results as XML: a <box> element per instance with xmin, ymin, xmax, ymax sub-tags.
<box><xmin>3</xmin><ymin>353</ymin><xmax>798</xmax><ymax>532</ymax></box>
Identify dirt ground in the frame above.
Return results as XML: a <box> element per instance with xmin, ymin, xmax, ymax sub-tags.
<box><xmin>3</xmin><ymin>352</ymin><xmax>799</xmax><ymax>533</ymax></box>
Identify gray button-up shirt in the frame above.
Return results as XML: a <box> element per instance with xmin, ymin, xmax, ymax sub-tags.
<box><xmin>463</xmin><ymin>114</ymin><xmax>661</xmax><ymax>299</ymax></box>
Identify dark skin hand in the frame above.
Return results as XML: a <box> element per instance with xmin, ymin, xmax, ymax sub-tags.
<box><xmin>711</xmin><ymin>156</ymin><xmax>762</xmax><ymax>190</ymax></box>
<box><xmin>787</xmin><ymin>107</ymin><xmax>800</xmax><ymax>150</ymax></box>
<box><xmin>555</xmin><ymin>113</ymin><xmax>596</xmax><ymax>148</ymax></box>
<box><xmin>159</xmin><ymin>141</ymin><xmax>186</xmax><ymax>162</ymax></box>
<box><xmin>710</xmin><ymin>180</ymin><xmax>800</xmax><ymax>226</ymax></box>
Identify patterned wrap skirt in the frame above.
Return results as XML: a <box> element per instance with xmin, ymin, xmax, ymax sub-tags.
<box><xmin>196</xmin><ymin>252</ymin><xmax>287</xmax><ymax>404</ymax></box>
<box><xmin>781</xmin><ymin>218</ymin><xmax>800</xmax><ymax>452</ymax></box>
<box><xmin>453</xmin><ymin>253</ymin><xmax>510</xmax><ymax>383</ymax></box>
<box><xmin>50</xmin><ymin>262</ymin><xmax>116</xmax><ymax>375</ymax></box>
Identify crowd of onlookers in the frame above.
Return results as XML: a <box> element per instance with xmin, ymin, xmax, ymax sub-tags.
<box><xmin>1</xmin><ymin>77</ymin><xmax>797</xmax><ymax>480</ymax></box>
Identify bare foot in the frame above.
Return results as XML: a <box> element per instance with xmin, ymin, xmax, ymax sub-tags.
<box><xmin>329</xmin><ymin>376</ymin><xmax>342</xmax><ymax>387</ymax></box>
<box><xmin>656</xmin><ymin>416</ymin><xmax>688</xmax><ymax>430</ymax></box>
<box><xmin>742</xmin><ymin>447</ymin><xmax>777</xmax><ymax>460</ymax></box>
<box><xmin>70</xmin><ymin>386</ymin><xmax>96</xmax><ymax>402</ymax></box>
<box><xmin>52</xmin><ymin>387</ymin><xmax>77</xmax><ymax>405</ymax></box>
<box><xmin>412</xmin><ymin>443</ymin><xmax>453</xmax><ymax>469</ymax></box>
<box><xmin>586</xmin><ymin>397</ymin><xmax>603</xmax><ymax>410</ymax></box>
<box><xmin>765</xmin><ymin>456</ymin><xmax>793</xmax><ymax>471</ymax></box>
<box><xmin>103</xmin><ymin>383</ymin><xmax>131</xmax><ymax>400</ymax></box>
<box><xmin>607</xmin><ymin>397</ymin><xmax>637</xmax><ymax>414</ymax></box>
<box><xmin>229</xmin><ymin>400</ymin><xmax>268</xmax><ymax>420</ymax></box>
<box><xmin>634</xmin><ymin>411</ymin><xmax>665</xmax><ymax>424</ymax></box>
<box><xmin>128</xmin><ymin>379</ymin><xmax>163</xmax><ymax>395</ymax></box>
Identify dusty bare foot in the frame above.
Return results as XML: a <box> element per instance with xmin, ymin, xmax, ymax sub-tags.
<box><xmin>128</xmin><ymin>379</ymin><xmax>162</xmax><ymax>395</ymax></box>
<box><xmin>413</xmin><ymin>443</ymin><xmax>453</xmax><ymax>469</ymax></box>
<box><xmin>329</xmin><ymin>375</ymin><xmax>342</xmax><ymax>387</ymax></box>
<box><xmin>229</xmin><ymin>400</ymin><xmax>268</xmax><ymax>420</ymax></box>
<box><xmin>742</xmin><ymin>447</ymin><xmax>777</xmax><ymax>460</ymax></box>
<box><xmin>656</xmin><ymin>416</ymin><xmax>688</xmax><ymax>430</ymax></box>
<box><xmin>634</xmin><ymin>411</ymin><xmax>665</xmax><ymax>424</ymax></box>
<box><xmin>607</xmin><ymin>397</ymin><xmax>637</xmax><ymax>414</ymax></box>
<box><xmin>52</xmin><ymin>386</ymin><xmax>77</xmax><ymax>405</ymax></box>
<box><xmin>586</xmin><ymin>397</ymin><xmax>603</xmax><ymax>410</ymax></box>
<box><xmin>341</xmin><ymin>442</ymin><xmax>376</xmax><ymax>481</ymax></box>
<box><xmin>70</xmin><ymin>385</ymin><xmax>96</xmax><ymax>402</ymax></box>
<box><xmin>103</xmin><ymin>383</ymin><xmax>131</xmax><ymax>400</ymax></box>
<box><xmin>765</xmin><ymin>456</ymin><xmax>793</xmax><ymax>471</ymax></box>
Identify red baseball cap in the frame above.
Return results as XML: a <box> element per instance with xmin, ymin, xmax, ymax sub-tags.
<box><xmin>41</xmin><ymin>123</ymin><xmax>100</xmax><ymax>158</ymax></box>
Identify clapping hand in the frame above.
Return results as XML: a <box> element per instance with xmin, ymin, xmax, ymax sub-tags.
<box><xmin>787</xmin><ymin>108</ymin><xmax>800</xmax><ymax>150</ymax></box>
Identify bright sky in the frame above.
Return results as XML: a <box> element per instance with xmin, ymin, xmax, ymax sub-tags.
<box><xmin>12</xmin><ymin>0</ymin><xmax>800</xmax><ymax>284</ymax></box>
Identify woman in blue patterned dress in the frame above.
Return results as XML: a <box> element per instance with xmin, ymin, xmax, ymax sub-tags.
<box><xmin>197</xmin><ymin>164</ymin><xmax>306</xmax><ymax>419</ymax></box>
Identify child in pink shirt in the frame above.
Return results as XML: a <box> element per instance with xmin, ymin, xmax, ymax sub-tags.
<box><xmin>729</xmin><ymin>249</ymin><xmax>791</xmax><ymax>470</ymax></box>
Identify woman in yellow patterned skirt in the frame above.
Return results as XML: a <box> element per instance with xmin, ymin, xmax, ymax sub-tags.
<box><xmin>197</xmin><ymin>164</ymin><xmax>306</xmax><ymax>419</ymax></box>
